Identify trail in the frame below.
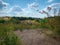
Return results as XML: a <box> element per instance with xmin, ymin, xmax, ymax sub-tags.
<box><xmin>14</xmin><ymin>29</ymin><xmax>60</xmax><ymax>45</ymax></box>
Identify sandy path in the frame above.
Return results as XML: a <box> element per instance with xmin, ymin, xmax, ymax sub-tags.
<box><xmin>14</xmin><ymin>29</ymin><xmax>60</xmax><ymax>45</ymax></box>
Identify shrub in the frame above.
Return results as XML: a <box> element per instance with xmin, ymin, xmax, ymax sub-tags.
<box><xmin>0</xmin><ymin>24</ymin><xmax>21</xmax><ymax>45</ymax></box>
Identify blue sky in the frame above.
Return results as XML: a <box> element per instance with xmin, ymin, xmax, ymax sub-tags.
<box><xmin>0</xmin><ymin>0</ymin><xmax>60</xmax><ymax>18</ymax></box>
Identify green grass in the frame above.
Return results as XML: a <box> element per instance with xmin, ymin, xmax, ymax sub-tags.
<box><xmin>0</xmin><ymin>16</ymin><xmax>60</xmax><ymax>44</ymax></box>
<box><xmin>0</xmin><ymin>24</ymin><xmax>21</xmax><ymax>45</ymax></box>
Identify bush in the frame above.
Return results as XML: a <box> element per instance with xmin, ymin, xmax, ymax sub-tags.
<box><xmin>0</xmin><ymin>24</ymin><xmax>21</xmax><ymax>45</ymax></box>
<box><xmin>45</xmin><ymin>16</ymin><xmax>60</xmax><ymax>36</ymax></box>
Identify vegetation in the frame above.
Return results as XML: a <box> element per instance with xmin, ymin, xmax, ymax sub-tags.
<box><xmin>0</xmin><ymin>23</ymin><xmax>21</xmax><ymax>45</ymax></box>
<box><xmin>39</xmin><ymin>16</ymin><xmax>60</xmax><ymax>40</ymax></box>
<box><xmin>0</xmin><ymin>17</ymin><xmax>41</xmax><ymax>45</ymax></box>
<box><xmin>0</xmin><ymin>17</ymin><xmax>41</xmax><ymax>30</ymax></box>
<box><xmin>0</xmin><ymin>16</ymin><xmax>60</xmax><ymax>44</ymax></box>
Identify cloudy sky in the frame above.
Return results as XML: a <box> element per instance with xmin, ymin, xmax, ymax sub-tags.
<box><xmin>0</xmin><ymin>0</ymin><xmax>60</xmax><ymax>18</ymax></box>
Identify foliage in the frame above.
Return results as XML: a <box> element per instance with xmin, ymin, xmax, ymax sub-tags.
<box><xmin>0</xmin><ymin>24</ymin><xmax>21</xmax><ymax>45</ymax></box>
<box><xmin>44</xmin><ymin>16</ymin><xmax>60</xmax><ymax>36</ymax></box>
<box><xmin>0</xmin><ymin>16</ymin><xmax>60</xmax><ymax>38</ymax></box>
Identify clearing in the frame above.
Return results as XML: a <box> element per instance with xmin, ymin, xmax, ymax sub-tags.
<box><xmin>14</xmin><ymin>29</ymin><xmax>60</xmax><ymax>45</ymax></box>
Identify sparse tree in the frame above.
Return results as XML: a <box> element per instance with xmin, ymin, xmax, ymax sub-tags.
<box><xmin>38</xmin><ymin>7</ymin><xmax>52</xmax><ymax>17</ymax></box>
<box><xmin>42</xmin><ymin>10</ymin><xmax>50</xmax><ymax>17</ymax></box>
<box><xmin>47</xmin><ymin>7</ymin><xmax>51</xmax><ymax>12</ymax></box>
<box><xmin>53</xmin><ymin>8</ymin><xmax>57</xmax><ymax>16</ymax></box>
<box><xmin>58</xmin><ymin>9</ymin><xmax>60</xmax><ymax>16</ymax></box>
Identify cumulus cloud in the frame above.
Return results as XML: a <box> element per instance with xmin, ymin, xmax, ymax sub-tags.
<box><xmin>9</xmin><ymin>6</ymin><xmax>23</xmax><ymax>12</ymax></box>
<box><xmin>48</xmin><ymin>3</ymin><xmax>60</xmax><ymax>8</ymax></box>
<box><xmin>38</xmin><ymin>3</ymin><xmax>60</xmax><ymax>17</ymax></box>
<box><xmin>0</xmin><ymin>0</ymin><xmax>9</xmax><ymax>16</ymax></box>
<box><xmin>48</xmin><ymin>0</ymin><xmax>53</xmax><ymax>2</ymax></box>
<box><xmin>28</xmin><ymin>2</ymin><xmax>38</xmax><ymax>9</ymax></box>
<box><xmin>0</xmin><ymin>0</ymin><xmax>9</xmax><ymax>10</ymax></box>
<box><xmin>8</xmin><ymin>2</ymin><xmax>39</xmax><ymax>17</ymax></box>
<box><xmin>39</xmin><ymin>3</ymin><xmax>60</xmax><ymax>12</ymax></box>
<box><xmin>7</xmin><ymin>6</ymin><xmax>24</xmax><ymax>16</ymax></box>
<box><xmin>40</xmin><ymin>3</ymin><xmax>60</xmax><ymax>12</ymax></box>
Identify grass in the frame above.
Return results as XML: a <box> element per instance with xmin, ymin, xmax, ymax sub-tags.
<box><xmin>0</xmin><ymin>24</ymin><xmax>21</xmax><ymax>45</ymax></box>
<box><xmin>0</xmin><ymin>16</ymin><xmax>60</xmax><ymax>44</ymax></box>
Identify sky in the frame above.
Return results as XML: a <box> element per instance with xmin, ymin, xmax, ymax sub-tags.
<box><xmin>0</xmin><ymin>0</ymin><xmax>60</xmax><ymax>18</ymax></box>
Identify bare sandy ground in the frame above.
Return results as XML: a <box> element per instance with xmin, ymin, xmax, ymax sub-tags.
<box><xmin>14</xmin><ymin>29</ymin><xmax>60</xmax><ymax>45</ymax></box>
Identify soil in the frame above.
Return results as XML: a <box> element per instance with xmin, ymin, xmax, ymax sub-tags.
<box><xmin>14</xmin><ymin>29</ymin><xmax>60</xmax><ymax>45</ymax></box>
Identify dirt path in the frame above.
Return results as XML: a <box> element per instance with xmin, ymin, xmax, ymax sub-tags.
<box><xmin>14</xmin><ymin>29</ymin><xmax>60</xmax><ymax>45</ymax></box>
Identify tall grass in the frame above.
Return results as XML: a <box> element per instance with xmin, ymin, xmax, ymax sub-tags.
<box><xmin>0</xmin><ymin>24</ymin><xmax>21</xmax><ymax>45</ymax></box>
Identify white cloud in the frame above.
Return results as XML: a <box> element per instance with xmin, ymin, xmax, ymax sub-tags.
<box><xmin>7</xmin><ymin>3</ymin><xmax>41</xmax><ymax>17</ymax></box>
<box><xmin>28</xmin><ymin>2</ymin><xmax>38</xmax><ymax>9</ymax></box>
<box><xmin>7</xmin><ymin>6</ymin><xmax>24</xmax><ymax>16</ymax></box>
<box><xmin>38</xmin><ymin>3</ymin><xmax>60</xmax><ymax>17</ymax></box>
<box><xmin>0</xmin><ymin>0</ymin><xmax>9</xmax><ymax>16</ymax></box>
<box><xmin>8</xmin><ymin>2</ymin><xmax>39</xmax><ymax>17</ymax></box>
<box><xmin>0</xmin><ymin>0</ymin><xmax>45</xmax><ymax>18</ymax></box>
<box><xmin>48</xmin><ymin>3</ymin><xmax>60</xmax><ymax>8</ymax></box>
<box><xmin>40</xmin><ymin>3</ymin><xmax>60</xmax><ymax>11</ymax></box>
<box><xmin>1</xmin><ymin>0</ymin><xmax>58</xmax><ymax>18</ymax></box>
<box><xmin>9</xmin><ymin>6</ymin><xmax>23</xmax><ymax>12</ymax></box>
<box><xmin>0</xmin><ymin>0</ymin><xmax>9</xmax><ymax>10</ymax></box>
<box><xmin>48</xmin><ymin>0</ymin><xmax>53</xmax><ymax>2</ymax></box>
